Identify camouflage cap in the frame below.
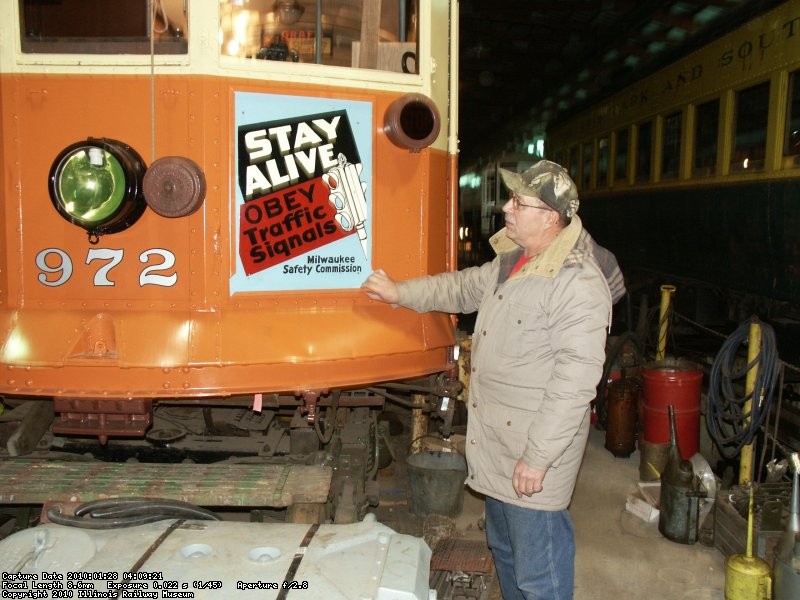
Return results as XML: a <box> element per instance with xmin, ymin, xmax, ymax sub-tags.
<box><xmin>499</xmin><ymin>160</ymin><xmax>580</xmax><ymax>218</ymax></box>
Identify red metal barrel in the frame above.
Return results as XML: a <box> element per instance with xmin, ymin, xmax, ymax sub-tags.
<box><xmin>641</xmin><ymin>359</ymin><xmax>703</xmax><ymax>459</ymax></box>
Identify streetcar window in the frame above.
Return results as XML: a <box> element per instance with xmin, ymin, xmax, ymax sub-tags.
<box><xmin>597</xmin><ymin>137</ymin><xmax>609</xmax><ymax>189</ymax></box>
<box><xmin>661</xmin><ymin>111</ymin><xmax>682</xmax><ymax>180</ymax></box>
<box><xmin>785</xmin><ymin>70</ymin><xmax>800</xmax><ymax>160</ymax></box>
<box><xmin>635</xmin><ymin>121</ymin><xmax>652</xmax><ymax>183</ymax></box>
<box><xmin>614</xmin><ymin>128</ymin><xmax>628</xmax><ymax>183</ymax></box>
<box><xmin>19</xmin><ymin>0</ymin><xmax>188</xmax><ymax>54</ymax></box>
<box><xmin>581</xmin><ymin>142</ymin><xmax>593</xmax><ymax>190</ymax></box>
<box><xmin>694</xmin><ymin>98</ymin><xmax>719</xmax><ymax>177</ymax></box>
<box><xmin>731</xmin><ymin>81</ymin><xmax>769</xmax><ymax>172</ymax></box>
<box><xmin>219</xmin><ymin>0</ymin><xmax>419</xmax><ymax>72</ymax></box>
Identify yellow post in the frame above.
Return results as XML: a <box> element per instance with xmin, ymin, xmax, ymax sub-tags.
<box><xmin>738</xmin><ymin>320</ymin><xmax>762</xmax><ymax>485</ymax></box>
<box><xmin>656</xmin><ymin>285</ymin><xmax>676</xmax><ymax>361</ymax></box>
<box><xmin>725</xmin><ymin>485</ymin><xmax>772</xmax><ymax>599</ymax></box>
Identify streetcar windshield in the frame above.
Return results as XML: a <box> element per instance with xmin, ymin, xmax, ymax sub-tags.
<box><xmin>219</xmin><ymin>0</ymin><xmax>419</xmax><ymax>72</ymax></box>
<box><xmin>18</xmin><ymin>0</ymin><xmax>420</xmax><ymax>73</ymax></box>
<box><xmin>19</xmin><ymin>0</ymin><xmax>189</xmax><ymax>55</ymax></box>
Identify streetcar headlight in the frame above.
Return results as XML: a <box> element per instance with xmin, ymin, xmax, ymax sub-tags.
<box><xmin>383</xmin><ymin>93</ymin><xmax>441</xmax><ymax>152</ymax></box>
<box><xmin>49</xmin><ymin>138</ymin><xmax>147</xmax><ymax>242</ymax></box>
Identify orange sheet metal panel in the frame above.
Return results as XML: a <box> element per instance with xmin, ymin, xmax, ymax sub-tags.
<box><xmin>0</xmin><ymin>73</ymin><xmax>455</xmax><ymax>398</ymax></box>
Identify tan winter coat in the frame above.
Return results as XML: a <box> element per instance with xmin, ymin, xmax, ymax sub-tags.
<box><xmin>396</xmin><ymin>216</ymin><xmax>611</xmax><ymax>510</ymax></box>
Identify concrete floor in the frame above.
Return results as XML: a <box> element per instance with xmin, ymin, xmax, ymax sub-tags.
<box><xmin>381</xmin><ymin>424</ymin><xmax>728</xmax><ymax>599</ymax></box>
<box><xmin>570</xmin><ymin>427</ymin><xmax>726</xmax><ymax>600</ymax></box>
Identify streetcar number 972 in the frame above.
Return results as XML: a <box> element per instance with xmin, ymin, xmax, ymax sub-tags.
<box><xmin>35</xmin><ymin>247</ymin><xmax>178</xmax><ymax>288</ymax></box>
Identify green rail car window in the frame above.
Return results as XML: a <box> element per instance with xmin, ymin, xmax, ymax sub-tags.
<box><xmin>694</xmin><ymin>99</ymin><xmax>720</xmax><ymax>177</ymax></box>
<box><xmin>597</xmin><ymin>137</ymin><xmax>609</xmax><ymax>189</ymax></box>
<box><xmin>615</xmin><ymin>128</ymin><xmax>628</xmax><ymax>183</ymax></box>
<box><xmin>568</xmin><ymin>146</ymin><xmax>578</xmax><ymax>182</ymax></box>
<box><xmin>661</xmin><ymin>112</ymin><xmax>682</xmax><ymax>180</ymax></box>
<box><xmin>786</xmin><ymin>70</ymin><xmax>800</xmax><ymax>160</ymax></box>
<box><xmin>581</xmin><ymin>142</ymin><xmax>593</xmax><ymax>190</ymax></box>
<box><xmin>19</xmin><ymin>0</ymin><xmax>188</xmax><ymax>54</ymax></box>
<box><xmin>481</xmin><ymin>169</ymin><xmax>497</xmax><ymax>237</ymax></box>
<box><xmin>485</xmin><ymin>169</ymin><xmax>497</xmax><ymax>206</ymax></box>
<box><xmin>220</xmin><ymin>0</ymin><xmax>418</xmax><ymax>72</ymax></box>
<box><xmin>556</xmin><ymin>150</ymin><xmax>567</xmax><ymax>170</ymax></box>
<box><xmin>635</xmin><ymin>121</ymin><xmax>652</xmax><ymax>183</ymax></box>
<box><xmin>731</xmin><ymin>81</ymin><xmax>769</xmax><ymax>172</ymax></box>
<box><xmin>551</xmin><ymin>150</ymin><xmax>564</xmax><ymax>170</ymax></box>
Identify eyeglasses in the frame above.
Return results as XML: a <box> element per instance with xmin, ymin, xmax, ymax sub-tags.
<box><xmin>509</xmin><ymin>193</ymin><xmax>552</xmax><ymax>212</ymax></box>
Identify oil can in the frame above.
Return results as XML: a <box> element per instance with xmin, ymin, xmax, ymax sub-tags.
<box><xmin>658</xmin><ymin>405</ymin><xmax>705</xmax><ymax>544</ymax></box>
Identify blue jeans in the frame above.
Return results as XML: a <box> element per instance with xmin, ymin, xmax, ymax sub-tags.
<box><xmin>485</xmin><ymin>496</ymin><xmax>575</xmax><ymax>600</ymax></box>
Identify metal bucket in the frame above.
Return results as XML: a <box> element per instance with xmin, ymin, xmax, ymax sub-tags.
<box><xmin>406</xmin><ymin>451</ymin><xmax>467</xmax><ymax>517</ymax></box>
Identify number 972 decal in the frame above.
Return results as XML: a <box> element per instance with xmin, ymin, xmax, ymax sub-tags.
<box><xmin>35</xmin><ymin>247</ymin><xmax>178</xmax><ymax>287</ymax></box>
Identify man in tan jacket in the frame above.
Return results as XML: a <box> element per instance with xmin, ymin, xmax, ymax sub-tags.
<box><xmin>363</xmin><ymin>160</ymin><xmax>613</xmax><ymax>600</ymax></box>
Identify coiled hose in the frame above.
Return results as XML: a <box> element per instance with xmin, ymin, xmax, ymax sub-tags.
<box><xmin>46</xmin><ymin>497</ymin><xmax>221</xmax><ymax>529</ymax></box>
<box><xmin>706</xmin><ymin>317</ymin><xmax>780</xmax><ymax>459</ymax></box>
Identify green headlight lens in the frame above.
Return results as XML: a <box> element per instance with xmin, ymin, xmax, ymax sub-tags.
<box><xmin>55</xmin><ymin>147</ymin><xmax>126</xmax><ymax>225</ymax></box>
<box><xmin>48</xmin><ymin>138</ymin><xmax>148</xmax><ymax>240</ymax></box>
